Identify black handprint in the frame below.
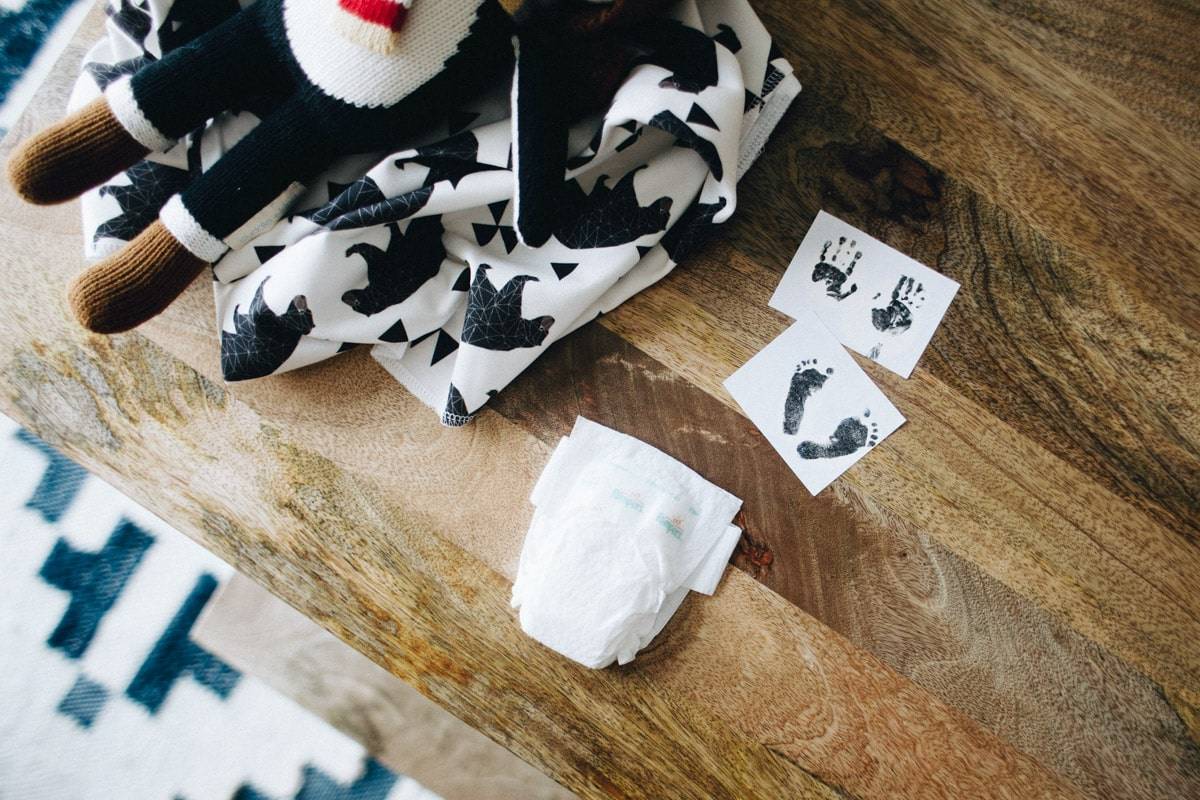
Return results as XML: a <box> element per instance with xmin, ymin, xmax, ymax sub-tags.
<box><xmin>812</xmin><ymin>237</ymin><xmax>861</xmax><ymax>300</ymax></box>
<box><xmin>871</xmin><ymin>276</ymin><xmax>925</xmax><ymax>333</ymax></box>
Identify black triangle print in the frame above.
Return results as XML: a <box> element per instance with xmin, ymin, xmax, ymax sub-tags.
<box><xmin>447</xmin><ymin>110</ymin><xmax>480</xmax><ymax>134</ymax></box>
<box><xmin>473</xmin><ymin>223</ymin><xmax>497</xmax><ymax>246</ymax></box>
<box><xmin>254</xmin><ymin>245</ymin><xmax>285</xmax><ymax>264</ymax></box>
<box><xmin>637</xmin><ymin>245</ymin><xmax>654</xmax><ymax>258</ymax></box>
<box><xmin>615</xmin><ymin>126</ymin><xmax>644</xmax><ymax>152</ymax></box>
<box><xmin>431</xmin><ymin>330</ymin><xmax>459</xmax><ymax>365</ymax></box>
<box><xmin>488</xmin><ymin>199</ymin><xmax>509</xmax><ymax>223</ymax></box>
<box><xmin>619</xmin><ymin>120</ymin><xmax>638</xmax><ymax>133</ymax></box>
<box><xmin>452</xmin><ymin>268</ymin><xmax>470</xmax><ymax>292</ymax></box>
<box><xmin>762</xmin><ymin>62</ymin><xmax>785</xmax><ymax>96</ymax></box>
<box><xmin>712</xmin><ymin>23</ymin><xmax>741</xmax><ymax>54</ymax></box>
<box><xmin>336</xmin><ymin>342</ymin><xmax>358</xmax><ymax>353</ymax></box>
<box><xmin>551</xmin><ymin>262</ymin><xmax>578</xmax><ymax>280</ymax></box>
<box><xmin>410</xmin><ymin>329</ymin><xmax>436</xmax><ymax>347</ymax></box>
<box><xmin>687</xmin><ymin>103</ymin><xmax>719</xmax><ymax>130</ymax></box>
<box><xmin>378</xmin><ymin>317</ymin><xmax>408</xmax><ymax>343</ymax></box>
<box><xmin>499</xmin><ymin>227</ymin><xmax>519</xmax><ymax>253</ymax></box>
<box><xmin>744</xmin><ymin>89</ymin><xmax>763</xmax><ymax>113</ymax></box>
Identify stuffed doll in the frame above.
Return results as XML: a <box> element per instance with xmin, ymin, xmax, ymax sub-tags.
<box><xmin>8</xmin><ymin>0</ymin><xmax>668</xmax><ymax>334</ymax></box>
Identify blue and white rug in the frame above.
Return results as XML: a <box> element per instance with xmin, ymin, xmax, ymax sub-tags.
<box><xmin>0</xmin><ymin>413</ymin><xmax>440</xmax><ymax>800</ymax></box>
<box><xmin>0</xmin><ymin>0</ymin><xmax>95</xmax><ymax>135</ymax></box>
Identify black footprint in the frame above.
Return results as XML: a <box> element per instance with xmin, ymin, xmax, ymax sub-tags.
<box><xmin>783</xmin><ymin>359</ymin><xmax>833</xmax><ymax>435</ymax></box>
<box><xmin>871</xmin><ymin>276</ymin><xmax>924</xmax><ymax>333</ymax></box>
<box><xmin>797</xmin><ymin>412</ymin><xmax>879</xmax><ymax>460</ymax></box>
<box><xmin>812</xmin><ymin>237</ymin><xmax>861</xmax><ymax>300</ymax></box>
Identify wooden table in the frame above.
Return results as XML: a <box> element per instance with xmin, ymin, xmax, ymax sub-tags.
<box><xmin>2</xmin><ymin>2</ymin><xmax>1197</xmax><ymax>798</ymax></box>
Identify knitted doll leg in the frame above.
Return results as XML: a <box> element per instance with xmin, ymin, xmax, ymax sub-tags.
<box><xmin>511</xmin><ymin>33</ymin><xmax>570</xmax><ymax>247</ymax></box>
<box><xmin>161</xmin><ymin>96</ymin><xmax>338</xmax><ymax>262</ymax></box>
<box><xmin>67</xmin><ymin>220</ymin><xmax>206</xmax><ymax>333</ymax></box>
<box><xmin>8</xmin><ymin>1</ymin><xmax>283</xmax><ymax>206</ymax></box>
<box><xmin>8</xmin><ymin>98</ymin><xmax>152</xmax><ymax>205</ymax></box>
<box><xmin>111</xmin><ymin>0</ymin><xmax>288</xmax><ymax>148</ymax></box>
<box><xmin>67</xmin><ymin>97</ymin><xmax>336</xmax><ymax>334</ymax></box>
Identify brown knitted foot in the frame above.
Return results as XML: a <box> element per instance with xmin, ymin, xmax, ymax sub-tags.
<box><xmin>68</xmin><ymin>220</ymin><xmax>207</xmax><ymax>333</ymax></box>
<box><xmin>8</xmin><ymin>97</ymin><xmax>150</xmax><ymax>205</ymax></box>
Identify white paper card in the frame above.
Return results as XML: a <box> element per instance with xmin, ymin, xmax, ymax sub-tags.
<box><xmin>724</xmin><ymin>312</ymin><xmax>905</xmax><ymax>495</ymax></box>
<box><xmin>769</xmin><ymin>210</ymin><xmax>959</xmax><ymax>378</ymax></box>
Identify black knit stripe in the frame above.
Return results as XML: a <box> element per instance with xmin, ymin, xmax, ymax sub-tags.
<box><xmin>129</xmin><ymin>0</ymin><xmax>289</xmax><ymax>141</ymax></box>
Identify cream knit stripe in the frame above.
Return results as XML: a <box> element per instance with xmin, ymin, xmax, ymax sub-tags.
<box><xmin>105</xmin><ymin>77</ymin><xmax>175</xmax><ymax>152</ymax></box>
<box><xmin>161</xmin><ymin>194</ymin><xmax>229</xmax><ymax>262</ymax></box>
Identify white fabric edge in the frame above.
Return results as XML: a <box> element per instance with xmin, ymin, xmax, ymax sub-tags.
<box><xmin>737</xmin><ymin>72</ymin><xmax>801</xmax><ymax>180</ymax></box>
<box><xmin>161</xmin><ymin>194</ymin><xmax>229</xmax><ymax>263</ymax></box>
<box><xmin>509</xmin><ymin>36</ymin><xmax>526</xmax><ymax>245</ymax></box>
<box><xmin>370</xmin><ymin>346</ymin><xmax>449</xmax><ymax>411</ymax></box>
<box><xmin>105</xmin><ymin>76</ymin><xmax>174</xmax><ymax>152</ymax></box>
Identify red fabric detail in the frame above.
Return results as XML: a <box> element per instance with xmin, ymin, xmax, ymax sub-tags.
<box><xmin>337</xmin><ymin>0</ymin><xmax>408</xmax><ymax>32</ymax></box>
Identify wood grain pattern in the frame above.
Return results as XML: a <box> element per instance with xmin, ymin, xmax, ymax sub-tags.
<box><xmin>601</xmin><ymin>270</ymin><xmax>1200</xmax><ymax>739</ymax></box>
<box><xmin>754</xmin><ymin>0</ymin><xmax>1200</xmax><ymax>331</ymax></box>
<box><xmin>987</xmin><ymin>0</ymin><xmax>1200</xmax><ymax>145</ymax></box>
<box><xmin>493</xmin><ymin>324</ymin><xmax>1200</xmax><ymax>800</ymax></box>
<box><xmin>193</xmin><ymin>575</ymin><xmax>577</xmax><ymax>800</ymax></box>
<box><xmin>2</xmin><ymin>0</ymin><xmax>1198</xmax><ymax>797</ymax></box>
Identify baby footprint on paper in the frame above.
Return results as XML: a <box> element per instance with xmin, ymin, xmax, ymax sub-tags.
<box><xmin>797</xmin><ymin>411</ymin><xmax>879</xmax><ymax>459</ymax></box>
<box><xmin>782</xmin><ymin>360</ymin><xmax>833</xmax><ymax>434</ymax></box>
<box><xmin>811</xmin><ymin>237</ymin><xmax>861</xmax><ymax>300</ymax></box>
<box><xmin>871</xmin><ymin>276</ymin><xmax>925</xmax><ymax>333</ymax></box>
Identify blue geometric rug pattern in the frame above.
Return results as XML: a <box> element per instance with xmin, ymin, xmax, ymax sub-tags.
<box><xmin>0</xmin><ymin>0</ymin><xmax>93</xmax><ymax>134</ymax></box>
<box><xmin>0</xmin><ymin>413</ymin><xmax>440</xmax><ymax>800</ymax></box>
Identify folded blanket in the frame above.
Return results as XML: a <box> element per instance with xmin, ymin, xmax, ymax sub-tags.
<box><xmin>72</xmin><ymin>0</ymin><xmax>799</xmax><ymax>426</ymax></box>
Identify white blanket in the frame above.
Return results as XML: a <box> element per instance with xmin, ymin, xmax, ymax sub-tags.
<box><xmin>73</xmin><ymin>0</ymin><xmax>800</xmax><ymax>425</ymax></box>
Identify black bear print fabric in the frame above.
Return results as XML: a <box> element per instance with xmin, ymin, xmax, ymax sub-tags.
<box><xmin>76</xmin><ymin>0</ymin><xmax>800</xmax><ymax>425</ymax></box>
<box><xmin>220</xmin><ymin>278</ymin><xmax>314</xmax><ymax>381</ymax></box>
<box><xmin>341</xmin><ymin>218</ymin><xmax>447</xmax><ymax>316</ymax></box>
<box><xmin>462</xmin><ymin>265</ymin><xmax>554</xmax><ymax>351</ymax></box>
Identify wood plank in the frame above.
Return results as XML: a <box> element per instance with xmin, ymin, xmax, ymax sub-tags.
<box><xmin>987</xmin><ymin>0</ymin><xmax>1200</xmax><ymax>145</ymax></box>
<box><xmin>599</xmin><ymin>277</ymin><xmax>1200</xmax><ymax>735</ymax></box>
<box><xmin>1</xmin><ymin>41</ymin><xmax>1083</xmax><ymax>787</ymax></box>
<box><xmin>575</xmin><ymin>12</ymin><xmax>1200</xmax><ymax>747</ymax></box>
<box><xmin>4</xmin><ymin>1</ymin><xmax>1198</xmax><ymax>797</ymax></box>
<box><xmin>715</xmin><ymin>99</ymin><xmax>1199</xmax><ymax>544</ymax></box>
<box><xmin>193</xmin><ymin>575</ymin><xmax>576</xmax><ymax>800</ymax></box>
<box><xmin>492</xmin><ymin>324</ymin><xmax>1200</xmax><ymax>800</ymax></box>
<box><xmin>0</xmin><ymin>328</ymin><xmax>1085</xmax><ymax>800</ymax></box>
<box><xmin>752</xmin><ymin>0</ymin><xmax>1200</xmax><ymax>332</ymax></box>
<box><xmin>0</xmin><ymin>332</ymin><xmax>830</xmax><ymax>799</ymax></box>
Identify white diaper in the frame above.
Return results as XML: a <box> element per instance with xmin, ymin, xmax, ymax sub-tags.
<box><xmin>512</xmin><ymin>417</ymin><xmax>743</xmax><ymax>668</ymax></box>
